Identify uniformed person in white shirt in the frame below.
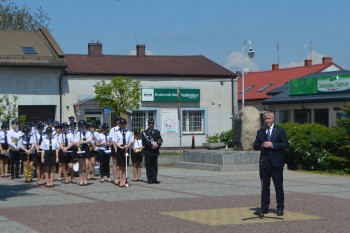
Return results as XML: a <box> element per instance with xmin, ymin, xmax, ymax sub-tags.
<box><xmin>58</xmin><ymin>122</ymin><xmax>76</xmax><ymax>184</ymax></box>
<box><xmin>0</xmin><ymin>122</ymin><xmax>10</xmax><ymax>177</ymax></box>
<box><xmin>97</xmin><ymin>123</ymin><xmax>112</xmax><ymax>183</ymax></box>
<box><xmin>109</xmin><ymin>117</ymin><xmax>121</xmax><ymax>185</ymax></box>
<box><xmin>112</xmin><ymin>118</ymin><xmax>133</xmax><ymax>188</ymax></box>
<box><xmin>87</xmin><ymin>123</ymin><xmax>99</xmax><ymax>180</ymax></box>
<box><xmin>40</xmin><ymin>127</ymin><xmax>59</xmax><ymax>187</ymax></box>
<box><xmin>74</xmin><ymin>120</ymin><xmax>92</xmax><ymax>186</ymax></box>
<box><xmin>131</xmin><ymin>130</ymin><xmax>143</xmax><ymax>182</ymax></box>
<box><xmin>8</xmin><ymin>119</ymin><xmax>22</xmax><ymax>179</ymax></box>
<box><xmin>18</xmin><ymin>126</ymin><xmax>34</xmax><ymax>182</ymax></box>
<box><xmin>33</xmin><ymin>123</ymin><xmax>46</xmax><ymax>185</ymax></box>
<box><xmin>69</xmin><ymin>121</ymin><xmax>78</xmax><ymax>135</ymax></box>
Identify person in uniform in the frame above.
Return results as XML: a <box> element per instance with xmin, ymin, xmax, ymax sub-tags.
<box><xmin>40</xmin><ymin>127</ymin><xmax>59</xmax><ymax>187</ymax></box>
<box><xmin>141</xmin><ymin>119</ymin><xmax>163</xmax><ymax>184</ymax></box>
<box><xmin>112</xmin><ymin>118</ymin><xmax>133</xmax><ymax>188</ymax></box>
<box><xmin>253</xmin><ymin>111</ymin><xmax>289</xmax><ymax>216</ymax></box>
<box><xmin>97</xmin><ymin>123</ymin><xmax>112</xmax><ymax>183</ymax></box>
<box><xmin>0</xmin><ymin>122</ymin><xmax>10</xmax><ymax>177</ymax></box>
<box><xmin>109</xmin><ymin>116</ymin><xmax>121</xmax><ymax>184</ymax></box>
<box><xmin>33</xmin><ymin>123</ymin><xmax>46</xmax><ymax>185</ymax></box>
<box><xmin>58</xmin><ymin>122</ymin><xmax>76</xmax><ymax>184</ymax></box>
<box><xmin>69</xmin><ymin>121</ymin><xmax>78</xmax><ymax>135</ymax></box>
<box><xmin>88</xmin><ymin>123</ymin><xmax>99</xmax><ymax>180</ymax></box>
<box><xmin>74</xmin><ymin>120</ymin><xmax>92</xmax><ymax>186</ymax></box>
<box><xmin>131</xmin><ymin>130</ymin><xmax>143</xmax><ymax>182</ymax></box>
<box><xmin>8</xmin><ymin>119</ymin><xmax>22</xmax><ymax>179</ymax></box>
<box><xmin>18</xmin><ymin>126</ymin><xmax>35</xmax><ymax>182</ymax></box>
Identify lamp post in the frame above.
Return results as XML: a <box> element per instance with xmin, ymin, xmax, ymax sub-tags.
<box><xmin>241</xmin><ymin>39</ymin><xmax>255</xmax><ymax>109</ymax></box>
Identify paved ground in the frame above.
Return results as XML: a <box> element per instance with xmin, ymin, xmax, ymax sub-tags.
<box><xmin>1</xmin><ymin>158</ymin><xmax>350</xmax><ymax>233</ymax></box>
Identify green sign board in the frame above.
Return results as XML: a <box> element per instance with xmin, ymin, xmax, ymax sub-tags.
<box><xmin>290</xmin><ymin>74</ymin><xmax>350</xmax><ymax>95</ymax></box>
<box><xmin>180</xmin><ymin>89</ymin><xmax>200</xmax><ymax>102</ymax></box>
<box><xmin>141</xmin><ymin>88</ymin><xmax>200</xmax><ymax>102</ymax></box>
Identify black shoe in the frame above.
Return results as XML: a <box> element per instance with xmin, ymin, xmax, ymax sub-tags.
<box><xmin>147</xmin><ymin>181</ymin><xmax>153</xmax><ymax>184</ymax></box>
<box><xmin>254</xmin><ymin>208</ymin><xmax>268</xmax><ymax>216</ymax></box>
<box><xmin>277</xmin><ymin>209</ymin><xmax>284</xmax><ymax>216</ymax></box>
<box><xmin>153</xmin><ymin>180</ymin><xmax>160</xmax><ymax>184</ymax></box>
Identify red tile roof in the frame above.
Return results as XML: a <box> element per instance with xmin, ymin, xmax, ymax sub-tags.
<box><xmin>64</xmin><ymin>54</ymin><xmax>235</xmax><ymax>78</ymax></box>
<box><xmin>238</xmin><ymin>61</ymin><xmax>342</xmax><ymax>101</ymax></box>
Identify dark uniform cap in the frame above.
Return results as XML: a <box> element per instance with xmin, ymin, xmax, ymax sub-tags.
<box><xmin>26</xmin><ymin>122</ymin><xmax>33</xmax><ymax>127</ymax></box>
<box><xmin>37</xmin><ymin>123</ymin><xmax>45</xmax><ymax>129</ymax></box>
<box><xmin>47</xmin><ymin>119</ymin><xmax>54</xmax><ymax>124</ymax></box>
<box><xmin>68</xmin><ymin>115</ymin><xmax>75</xmax><ymax>120</ymax></box>
<box><xmin>1</xmin><ymin>122</ymin><xmax>9</xmax><ymax>128</ymax></box>
<box><xmin>61</xmin><ymin>122</ymin><xmax>69</xmax><ymax>127</ymax></box>
<box><xmin>119</xmin><ymin>118</ymin><xmax>127</xmax><ymax>125</ymax></box>
<box><xmin>53</xmin><ymin>121</ymin><xmax>60</xmax><ymax>127</ymax></box>
<box><xmin>11</xmin><ymin>119</ymin><xmax>19</xmax><ymax>124</ymax></box>
<box><xmin>134</xmin><ymin>129</ymin><xmax>140</xmax><ymax>135</ymax></box>
<box><xmin>22</xmin><ymin>127</ymin><xmax>30</xmax><ymax>133</ymax></box>
<box><xmin>46</xmin><ymin>127</ymin><xmax>53</xmax><ymax>133</ymax></box>
<box><xmin>78</xmin><ymin>120</ymin><xmax>86</xmax><ymax>126</ymax></box>
<box><xmin>101</xmin><ymin>123</ymin><xmax>109</xmax><ymax>129</ymax></box>
<box><xmin>148</xmin><ymin>118</ymin><xmax>155</xmax><ymax>124</ymax></box>
<box><xmin>70</xmin><ymin>121</ymin><xmax>77</xmax><ymax>126</ymax></box>
<box><xmin>114</xmin><ymin>116</ymin><xmax>121</xmax><ymax>122</ymax></box>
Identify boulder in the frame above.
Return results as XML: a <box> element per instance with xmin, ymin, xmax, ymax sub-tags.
<box><xmin>240</xmin><ymin>106</ymin><xmax>260</xmax><ymax>150</ymax></box>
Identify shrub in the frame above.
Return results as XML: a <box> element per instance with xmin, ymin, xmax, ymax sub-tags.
<box><xmin>205</xmin><ymin>129</ymin><xmax>233</xmax><ymax>147</ymax></box>
<box><xmin>279</xmin><ymin>122</ymin><xmax>350</xmax><ymax>172</ymax></box>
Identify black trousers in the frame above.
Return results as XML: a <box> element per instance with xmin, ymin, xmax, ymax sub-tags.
<box><xmin>98</xmin><ymin>150</ymin><xmax>110</xmax><ymax>178</ymax></box>
<box><xmin>259</xmin><ymin>160</ymin><xmax>284</xmax><ymax>210</ymax></box>
<box><xmin>144</xmin><ymin>154</ymin><xmax>158</xmax><ymax>182</ymax></box>
<box><xmin>10</xmin><ymin>150</ymin><xmax>20</xmax><ymax>178</ymax></box>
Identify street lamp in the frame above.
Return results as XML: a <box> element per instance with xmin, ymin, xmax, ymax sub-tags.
<box><xmin>241</xmin><ymin>39</ymin><xmax>255</xmax><ymax>109</ymax></box>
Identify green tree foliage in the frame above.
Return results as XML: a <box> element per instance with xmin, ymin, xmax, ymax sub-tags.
<box><xmin>0</xmin><ymin>0</ymin><xmax>49</xmax><ymax>30</ymax></box>
<box><xmin>279</xmin><ymin>122</ymin><xmax>350</xmax><ymax>173</ymax></box>
<box><xmin>94</xmin><ymin>76</ymin><xmax>141</xmax><ymax>115</ymax></box>
<box><xmin>0</xmin><ymin>94</ymin><xmax>18</xmax><ymax>123</ymax></box>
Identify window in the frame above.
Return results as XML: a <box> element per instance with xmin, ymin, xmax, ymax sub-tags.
<box><xmin>182</xmin><ymin>110</ymin><xmax>204</xmax><ymax>134</ymax></box>
<box><xmin>241</xmin><ymin>85</ymin><xmax>256</xmax><ymax>94</ymax></box>
<box><xmin>257</xmin><ymin>84</ymin><xmax>273</xmax><ymax>93</ymax></box>
<box><xmin>85</xmin><ymin>109</ymin><xmax>103</xmax><ymax>127</ymax></box>
<box><xmin>22</xmin><ymin>46</ymin><xmax>37</xmax><ymax>54</ymax></box>
<box><xmin>132</xmin><ymin>110</ymin><xmax>156</xmax><ymax>131</ymax></box>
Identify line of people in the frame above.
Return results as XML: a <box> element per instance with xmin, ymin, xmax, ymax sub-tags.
<box><xmin>0</xmin><ymin>116</ymin><xmax>162</xmax><ymax>187</ymax></box>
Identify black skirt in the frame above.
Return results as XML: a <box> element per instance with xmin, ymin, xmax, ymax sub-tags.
<box><xmin>131</xmin><ymin>149</ymin><xmax>143</xmax><ymax>163</ymax></box>
<box><xmin>116</xmin><ymin>148</ymin><xmax>129</xmax><ymax>167</ymax></box>
<box><xmin>58</xmin><ymin>150</ymin><xmax>74</xmax><ymax>164</ymax></box>
<box><xmin>44</xmin><ymin>150</ymin><xmax>56</xmax><ymax>167</ymax></box>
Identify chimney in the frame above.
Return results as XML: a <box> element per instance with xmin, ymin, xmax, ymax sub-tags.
<box><xmin>88</xmin><ymin>42</ymin><xmax>102</xmax><ymax>56</ymax></box>
<box><xmin>136</xmin><ymin>43</ymin><xmax>146</xmax><ymax>56</ymax></box>
<box><xmin>304</xmin><ymin>59</ymin><xmax>312</xmax><ymax>66</ymax></box>
<box><xmin>322</xmin><ymin>57</ymin><xmax>332</xmax><ymax>64</ymax></box>
<box><xmin>272</xmin><ymin>64</ymin><xmax>279</xmax><ymax>70</ymax></box>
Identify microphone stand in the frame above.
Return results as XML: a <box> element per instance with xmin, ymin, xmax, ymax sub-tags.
<box><xmin>242</xmin><ymin>142</ymin><xmax>284</xmax><ymax>221</ymax></box>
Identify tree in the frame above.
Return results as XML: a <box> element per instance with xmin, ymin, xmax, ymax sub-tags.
<box><xmin>94</xmin><ymin>76</ymin><xmax>141</xmax><ymax>115</ymax></box>
<box><xmin>0</xmin><ymin>94</ymin><xmax>18</xmax><ymax>123</ymax></box>
<box><xmin>0</xmin><ymin>0</ymin><xmax>50</xmax><ymax>30</ymax></box>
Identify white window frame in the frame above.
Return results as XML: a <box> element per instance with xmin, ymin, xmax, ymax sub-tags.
<box><xmin>181</xmin><ymin>108</ymin><xmax>207</xmax><ymax>135</ymax></box>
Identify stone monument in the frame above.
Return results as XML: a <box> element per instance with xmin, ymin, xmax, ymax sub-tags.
<box><xmin>240</xmin><ymin>106</ymin><xmax>260</xmax><ymax>150</ymax></box>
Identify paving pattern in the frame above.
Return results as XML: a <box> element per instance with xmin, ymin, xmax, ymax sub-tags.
<box><xmin>1</xmin><ymin>167</ymin><xmax>350</xmax><ymax>233</ymax></box>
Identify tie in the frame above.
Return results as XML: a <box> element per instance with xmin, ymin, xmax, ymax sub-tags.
<box><xmin>49</xmin><ymin>137</ymin><xmax>52</xmax><ymax>151</ymax></box>
<box><xmin>4</xmin><ymin>132</ymin><xmax>8</xmax><ymax>145</ymax></box>
<box><xmin>105</xmin><ymin>134</ymin><xmax>109</xmax><ymax>150</ymax></box>
<box><xmin>266</xmin><ymin>127</ymin><xmax>271</xmax><ymax>141</ymax></box>
<box><xmin>39</xmin><ymin>133</ymin><xmax>43</xmax><ymax>145</ymax></box>
<box><xmin>64</xmin><ymin>133</ymin><xmax>68</xmax><ymax>147</ymax></box>
<box><xmin>122</xmin><ymin>130</ymin><xmax>126</xmax><ymax>146</ymax></box>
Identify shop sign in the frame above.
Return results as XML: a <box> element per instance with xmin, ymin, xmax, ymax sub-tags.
<box><xmin>142</xmin><ymin>88</ymin><xmax>200</xmax><ymax>102</ymax></box>
<box><xmin>180</xmin><ymin>89</ymin><xmax>200</xmax><ymax>102</ymax></box>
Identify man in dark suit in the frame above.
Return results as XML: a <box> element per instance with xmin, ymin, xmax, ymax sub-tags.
<box><xmin>253</xmin><ymin>112</ymin><xmax>289</xmax><ymax>216</ymax></box>
<box><xmin>141</xmin><ymin>119</ymin><xmax>163</xmax><ymax>184</ymax></box>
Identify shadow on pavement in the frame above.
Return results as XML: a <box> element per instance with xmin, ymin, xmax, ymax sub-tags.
<box><xmin>0</xmin><ymin>183</ymin><xmax>36</xmax><ymax>201</ymax></box>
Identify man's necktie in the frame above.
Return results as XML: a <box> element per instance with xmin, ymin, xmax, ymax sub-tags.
<box><xmin>49</xmin><ymin>137</ymin><xmax>52</xmax><ymax>151</ymax></box>
<box><xmin>266</xmin><ymin>127</ymin><xmax>271</xmax><ymax>141</ymax></box>
<box><xmin>4</xmin><ymin>132</ymin><xmax>7</xmax><ymax>144</ymax></box>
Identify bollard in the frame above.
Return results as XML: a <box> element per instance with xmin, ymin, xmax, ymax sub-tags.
<box><xmin>191</xmin><ymin>135</ymin><xmax>195</xmax><ymax>149</ymax></box>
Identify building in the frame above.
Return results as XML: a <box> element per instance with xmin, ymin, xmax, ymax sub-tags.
<box><xmin>262</xmin><ymin>70</ymin><xmax>350</xmax><ymax>127</ymax></box>
<box><xmin>0</xmin><ymin>28</ymin><xmax>67</xmax><ymax>122</ymax></box>
<box><xmin>64</xmin><ymin>43</ymin><xmax>236</xmax><ymax>147</ymax></box>
<box><xmin>233</xmin><ymin>58</ymin><xmax>343</xmax><ymax>120</ymax></box>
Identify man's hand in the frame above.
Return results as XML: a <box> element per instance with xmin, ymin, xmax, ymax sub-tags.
<box><xmin>263</xmin><ymin>141</ymin><xmax>273</xmax><ymax>148</ymax></box>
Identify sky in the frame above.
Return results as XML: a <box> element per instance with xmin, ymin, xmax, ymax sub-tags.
<box><xmin>13</xmin><ymin>0</ymin><xmax>350</xmax><ymax>72</ymax></box>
